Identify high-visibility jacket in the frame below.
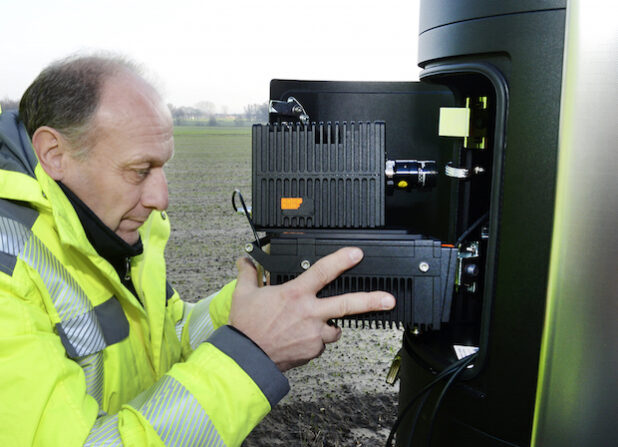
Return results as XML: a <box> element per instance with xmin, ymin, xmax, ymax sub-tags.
<box><xmin>0</xmin><ymin>109</ymin><xmax>288</xmax><ymax>446</ymax></box>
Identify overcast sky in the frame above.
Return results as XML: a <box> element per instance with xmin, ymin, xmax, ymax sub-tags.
<box><xmin>1</xmin><ymin>0</ymin><xmax>421</xmax><ymax>113</ymax></box>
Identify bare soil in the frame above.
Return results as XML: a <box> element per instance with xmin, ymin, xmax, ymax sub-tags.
<box><xmin>243</xmin><ymin>327</ymin><xmax>402</xmax><ymax>447</ymax></box>
<box><xmin>165</xmin><ymin>127</ymin><xmax>401</xmax><ymax>446</ymax></box>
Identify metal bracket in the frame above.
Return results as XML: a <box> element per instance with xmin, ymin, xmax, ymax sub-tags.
<box><xmin>268</xmin><ymin>97</ymin><xmax>309</xmax><ymax>125</ymax></box>
<box><xmin>438</xmin><ymin>96</ymin><xmax>488</xmax><ymax>149</ymax></box>
<box><xmin>456</xmin><ymin>241</ymin><xmax>480</xmax><ymax>292</ymax></box>
<box><xmin>245</xmin><ymin>236</ymin><xmax>312</xmax><ymax>274</ymax></box>
<box><xmin>445</xmin><ymin>162</ymin><xmax>486</xmax><ymax>179</ymax></box>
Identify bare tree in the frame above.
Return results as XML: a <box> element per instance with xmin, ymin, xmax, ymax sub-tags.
<box><xmin>195</xmin><ymin>101</ymin><xmax>216</xmax><ymax>116</ymax></box>
<box><xmin>1</xmin><ymin>97</ymin><xmax>20</xmax><ymax>111</ymax></box>
<box><xmin>244</xmin><ymin>102</ymin><xmax>269</xmax><ymax>123</ymax></box>
<box><xmin>168</xmin><ymin>104</ymin><xmax>206</xmax><ymax>124</ymax></box>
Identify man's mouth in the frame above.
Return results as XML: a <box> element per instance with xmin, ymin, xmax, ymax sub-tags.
<box><xmin>120</xmin><ymin>217</ymin><xmax>147</xmax><ymax>229</ymax></box>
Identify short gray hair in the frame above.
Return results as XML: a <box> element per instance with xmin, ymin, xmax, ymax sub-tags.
<box><xmin>19</xmin><ymin>53</ymin><xmax>141</xmax><ymax>159</ymax></box>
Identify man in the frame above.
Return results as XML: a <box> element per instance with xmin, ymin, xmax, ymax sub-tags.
<box><xmin>0</xmin><ymin>55</ymin><xmax>395</xmax><ymax>446</ymax></box>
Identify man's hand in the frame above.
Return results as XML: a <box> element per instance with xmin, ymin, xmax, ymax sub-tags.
<box><xmin>229</xmin><ymin>247</ymin><xmax>396</xmax><ymax>371</ymax></box>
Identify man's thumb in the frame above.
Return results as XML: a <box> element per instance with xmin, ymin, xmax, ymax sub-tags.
<box><xmin>235</xmin><ymin>257</ymin><xmax>259</xmax><ymax>290</ymax></box>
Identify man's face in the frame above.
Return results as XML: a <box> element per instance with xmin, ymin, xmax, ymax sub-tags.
<box><xmin>59</xmin><ymin>72</ymin><xmax>174</xmax><ymax>245</ymax></box>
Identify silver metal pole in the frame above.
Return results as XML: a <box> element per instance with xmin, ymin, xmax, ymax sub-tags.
<box><xmin>532</xmin><ymin>0</ymin><xmax>618</xmax><ymax>445</ymax></box>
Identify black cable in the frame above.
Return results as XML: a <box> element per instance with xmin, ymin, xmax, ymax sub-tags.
<box><xmin>385</xmin><ymin>354</ymin><xmax>475</xmax><ymax>447</ymax></box>
<box><xmin>231</xmin><ymin>189</ymin><xmax>261</xmax><ymax>248</ymax></box>
<box><xmin>426</xmin><ymin>352</ymin><xmax>478</xmax><ymax>447</ymax></box>
<box><xmin>455</xmin><ymin>212</ymin><xmax>489</xmax><ymax>246</ymax></box>
<box><xmin>404</xmin><ymin>387</ymin><xmax>433</xmax><ymax>446</ymax></box>
<box><xmin>401</xmin><ymin>352</ymin><xmax>478</xmax><ymax>447</ymax></box>
<box><xmin>451</xmin><ymin>419</ymin><xmax>521</xmax><ymax>447</ymax></box>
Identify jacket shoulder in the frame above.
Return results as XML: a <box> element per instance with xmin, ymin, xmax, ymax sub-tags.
<box><xmin>0</xmin><ymin>110</ymin><xmax>38</xmax><ymax>178</ymax></box>
<box><xmin>0</xmin><ymin>198</ymin><xmax>39</xmax><ymax>276</ymax></box>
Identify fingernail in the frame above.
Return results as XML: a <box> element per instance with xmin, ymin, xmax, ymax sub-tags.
<box><xmin>349</xmin><ymin>248</ymin><xmax>363</xmax><ymax>262</ymax></box>
<box><xmin>381</xmin><ymin>295</ymin><xmax>395</xmax><ymax>309</ymax></box>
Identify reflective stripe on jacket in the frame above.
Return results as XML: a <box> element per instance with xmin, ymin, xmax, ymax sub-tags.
<box><xmin>0</xmin><ymin>110</ymin><xmax>288</xmax><ymax>446</ymax></box>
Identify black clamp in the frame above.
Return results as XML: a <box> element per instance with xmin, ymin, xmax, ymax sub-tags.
<box><xmin>268</xmin><ymin>97</ymin><xmax>309</xmax><ymax>125</ymax></box>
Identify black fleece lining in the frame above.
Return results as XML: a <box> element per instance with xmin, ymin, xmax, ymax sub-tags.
<box><xmin>57</xmin><ymin>182</ymin><xmax>143</xmax><ymax>297</ymax></box>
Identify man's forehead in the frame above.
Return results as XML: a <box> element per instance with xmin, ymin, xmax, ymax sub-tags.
<box><xmin>124</xmin><ymin>146</ymin><xmax>175</xmax><ymax>166</ymax></box>
<box><xmin>88</xmin><ymin>70</ymin><xmax>174</xmax><ymax>161</ymax></box>
<box><xmin>97</xmin><ymin>70</ymin><xmax>171</xmax><ymax>125</ymax></box>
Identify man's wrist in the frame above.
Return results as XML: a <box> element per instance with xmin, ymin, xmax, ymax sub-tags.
<box><xmin>207</xmin><ymin>325</ymin><xmax>289</xmax><ymax>407</ymax></box>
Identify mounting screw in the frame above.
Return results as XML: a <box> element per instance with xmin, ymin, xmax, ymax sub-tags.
<box><xmin>418</xmin><ymin>261</ymin><xmax>430</xmax><ymax>273</ymax></box>
<box><xmin>481</xmin><ymin>225</ymin><xmax>490</xmax><ymax>239</ymax></box>
<box><xmin>300</xmin><ymin>259</ymin><xmax>311</xmax><ymax>270</ymax></box>
<box><xmin>465</xmin><ymin>264</ymin><xmax>479</xmax><ymax>277</ymax></box>
<box><xmin>292</xmin><ymin>105</ymin><xmax>303</xmax><ymax>114</ymax></box>
<box><xmin>244</xmin><ymin>243</ymin><xmax>254</xmax><ymax>253</ymax></box>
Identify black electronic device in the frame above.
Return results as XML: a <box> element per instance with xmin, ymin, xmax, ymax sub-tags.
<box><xmin>244</xmin><ymin>80</ymin><xmax>478</xmax><ymax>332</ymax></box>
<box><xmin>247</xmin><ymin>231</ymin><xmax>457</xmax><ymax>330</ymax></box>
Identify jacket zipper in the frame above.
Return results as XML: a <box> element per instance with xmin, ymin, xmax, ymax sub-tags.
<box><xmin>124</xmin><ymin>257</ymin><xmax>131</xmax><ymax>281</ymax></box>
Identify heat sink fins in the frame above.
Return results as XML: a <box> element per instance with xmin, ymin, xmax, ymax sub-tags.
<box><xmin>252</xmin><ymin>122</ymin><xmax>385</xmax><ymax>229</ymax></box>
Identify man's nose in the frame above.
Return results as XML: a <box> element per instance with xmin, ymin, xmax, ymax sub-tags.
<box><xmin>142</xmin><ymin>168</ymin><xmax>169</xmax><ymax>211</ymax></box>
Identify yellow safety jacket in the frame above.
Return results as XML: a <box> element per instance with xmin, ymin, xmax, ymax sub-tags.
<box><xmin>0</xmin><ymin>109</ymin><xmax>288</xmax><ymax>446</ymax></box>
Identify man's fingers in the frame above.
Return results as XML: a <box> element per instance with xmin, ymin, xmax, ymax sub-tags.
<box><xmin>317</xmin><ymin>291</ymin><xmax>396</xmax><ymax>320</ymax></box>
<box><xmin>295</xmin><ymin>247</ymin><xmax>364</xmax><ymax>293</ymax></box>
<box><xmin>234</xmin><ymin>257</ymin><xmax>259</xmax><ymax>293</ymax></box>
<box><xmin>322</xmin><ymin>323</ymin><xmax>342</xmax><ymax>344</ymax></box>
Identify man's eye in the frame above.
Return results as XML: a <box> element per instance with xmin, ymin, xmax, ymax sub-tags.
<box><xmin>136</xmin><ymin>168</ymin><xmax>150</xmax><ymax>178</ymax></box>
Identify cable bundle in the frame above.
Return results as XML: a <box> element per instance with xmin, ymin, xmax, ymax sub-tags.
<box><xmin>385</xmin><ymin>352</ymin><xmax>478</xmax><ymax>447</ymax></box>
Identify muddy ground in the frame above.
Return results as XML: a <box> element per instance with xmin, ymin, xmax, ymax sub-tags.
<box><xmin>165</xmin><ymin>127</ymin><xmax>402</xmax><ymax>446</ymax></box>
<box><xmin>241</xmin><ymin>327</ymin><xmax>402</xmax><ymax>446</ymax></box>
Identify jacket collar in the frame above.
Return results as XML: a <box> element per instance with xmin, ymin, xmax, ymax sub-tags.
<box><xmin>58</xmin><ymin>181</ymin><xmax>143</xmax><ymax>277</ymax></box>
<box><xmin>36</xmin><ymin>164</ymin><xmax>101</xmax><ymax>253</ymax></box>
<box><xmin>0</xmin><ymin>110</ymin><xmax>47</xmax><ymax>209</ymax></box>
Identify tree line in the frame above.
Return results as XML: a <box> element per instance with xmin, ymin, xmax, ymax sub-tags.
<box><xmin>167</xmin><ymin>102</ymin><xmax>268</xmax><ymax>126</ymax></box>
<box><xmin>0</xmin><ymin>97</ymin><xmax>268</xmax><ymax>126</ymax></box>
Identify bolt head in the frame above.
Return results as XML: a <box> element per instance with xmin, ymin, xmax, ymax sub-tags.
<box><xmin>465</xmin><ymin>264</ymin><xmax>479</xmax><ymax>277</ymax></box>
<box><xmin>301</xmin><ymin>260</ymin><xmax>311</xmax><ymax>270</ymax></box>
<box><xmin>244</xmin><ymin>243</ymin><xmax>254</xmax><ymax>253</ymax></box>
<box><xmin>419</xmin><ymin>261</ymin><xmax>430</xmax><ymax>273</ymax></box>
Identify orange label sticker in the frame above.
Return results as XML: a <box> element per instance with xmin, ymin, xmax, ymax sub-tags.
<box><xmin>281</xmin><ymin>197</ymin><xmax>303</xmax><ymax>210</ymax></box>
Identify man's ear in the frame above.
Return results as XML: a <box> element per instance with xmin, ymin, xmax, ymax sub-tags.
<box><xmin>31</xmin><ymin>126</ymin><xmax>69</xmax><ymax>180</ymax></box>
